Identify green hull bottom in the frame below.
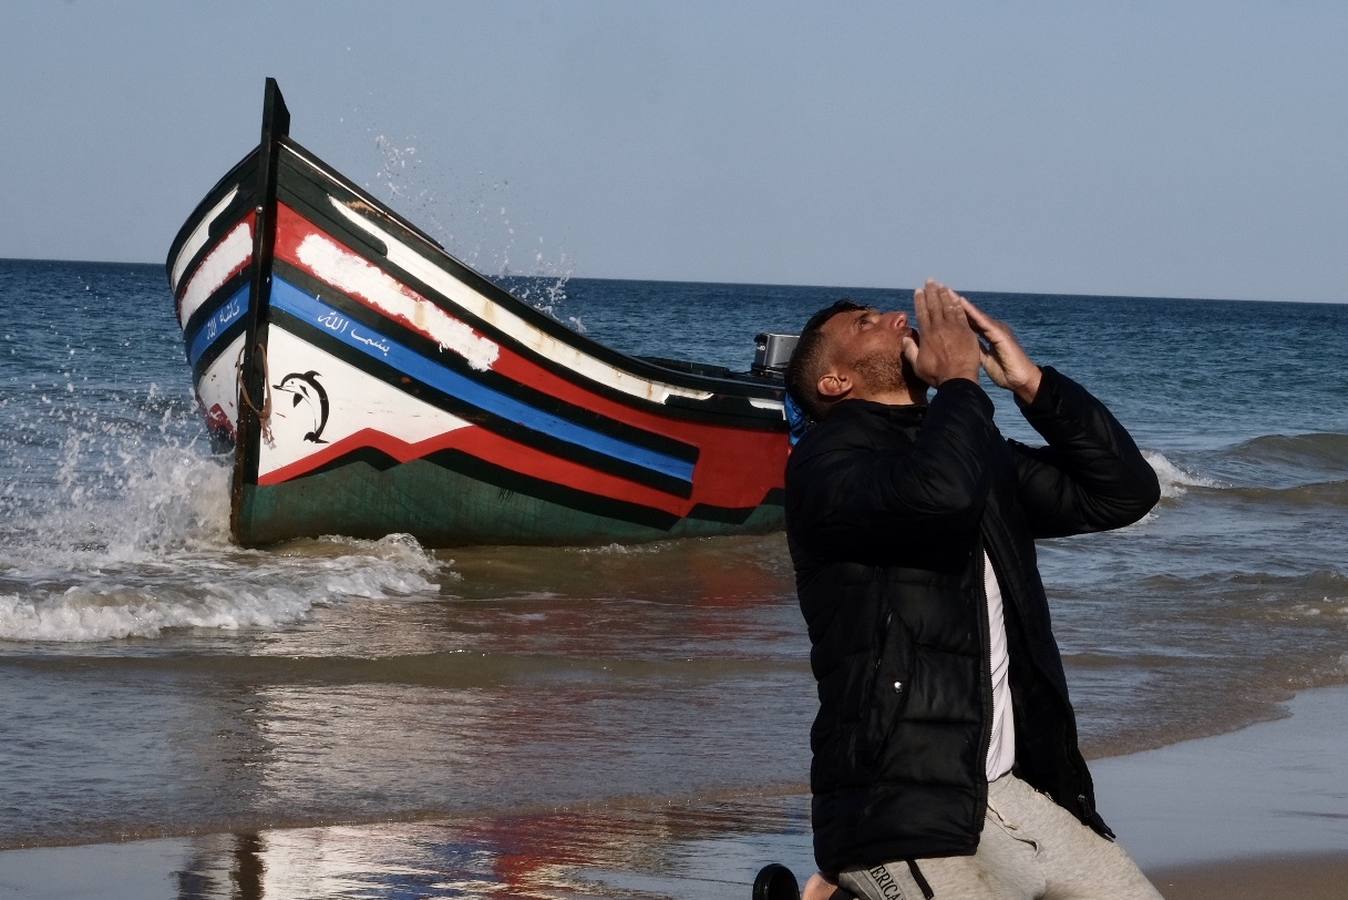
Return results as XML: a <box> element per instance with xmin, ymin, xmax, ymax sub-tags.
<box><xmin>236</xmin><ymin>459</ymin><xmax>785</xmax><ymax>547</ymax></box>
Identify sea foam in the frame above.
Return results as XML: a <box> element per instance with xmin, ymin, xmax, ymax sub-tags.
<box><xmin>1143</xmin><ymin>450</ymin><xmax>1222</xmax><ymax>499</ymax></box>
<box><xmin>0</xmin><ymin>532</ymin><xmax>442</xmax><ymax>643</ymax></box>
<box><xmin>0</xmin><ymin>412</ymin><xmax>444</xmax><ymax>643</ymax></box>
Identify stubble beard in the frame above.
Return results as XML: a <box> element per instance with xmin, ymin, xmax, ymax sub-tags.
<box><xmin>852</xmin><ymin>349</ymin><xmax>931</xmax><ymax>404</ymax></box>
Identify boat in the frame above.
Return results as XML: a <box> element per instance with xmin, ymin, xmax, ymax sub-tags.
<box><xmin>166</xmin><ymin>79</ymin><xmax>792</xmax><ymax>547</ymax></box>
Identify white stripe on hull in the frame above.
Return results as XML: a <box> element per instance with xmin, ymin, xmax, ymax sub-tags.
<box><xmin>328</xmin><ymin>194</ymin><xmax>714</xmax><ymax>405</ymax></box>
<box><xmin>171</xmin><ymin>187</ymin><xmax>240</xmax><ymax>294</ymax></box>
<box><xmin>295</xmin><ymin>233</ymin><xmax>499</xmax><ymax>371</ymax></box>
<box><xmin>257</xmin><ymin>326</ymin><xmax>471</xmax><ymax>481</ymax></box>
<box><xmin>178</xmin><ymin>220</ymin><xmax>253</xmax><ymax>328</ymax></box>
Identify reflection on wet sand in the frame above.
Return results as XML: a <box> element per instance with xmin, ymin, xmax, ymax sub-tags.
<box><xmin>166</xmin><ymin>791</ymin><xmax>811</xmax><ymax>899</ymax></box>
<box><xmin>9</xmin><ymin>686</ymin><xmax>1348</xmax><ymax>898</ymax></box>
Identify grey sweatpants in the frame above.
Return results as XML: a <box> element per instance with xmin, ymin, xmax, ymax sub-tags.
<box><xmin>839</xmin><ymin>774</ymin><xmax>1162</xmax><ymax>900</ymax></box>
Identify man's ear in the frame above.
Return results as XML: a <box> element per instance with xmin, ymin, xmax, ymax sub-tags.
<box><xmin>817</xmin><ymin>371</ymin><xmax>851</xmax><ymax>400</ymax></box>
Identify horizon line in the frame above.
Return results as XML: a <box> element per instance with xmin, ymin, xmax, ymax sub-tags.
<box><xmin>1</xmin><ymin>254</ymin><xmax>1342</xmax><ymax>307</ymax></box>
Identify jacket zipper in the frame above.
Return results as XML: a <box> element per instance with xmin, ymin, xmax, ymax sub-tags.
<box><xmin>859</xmin><ymin>604</ymin><xmax>895</xmax><ymax>765</ymax></box>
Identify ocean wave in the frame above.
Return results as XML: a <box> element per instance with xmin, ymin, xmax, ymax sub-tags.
<box><xmin>1140</xmin><ymin>568</ymin><xmax>1346</xmax><ymax>591</ymax></box>
<box><xmin>1227</xmin><ymin>432</ymin><xmax>1348</xmax><ymax>471</ymax></box>
<box><xmin>274</xmin><ymin>532</ymin><xmax>448</xmax><ymax>584</ymax></box>
<box><xmin>1211</xmin><ymin>479</ymin><xmax>1348</xmax><ymax>508</ymax></box>
<box><xmin>568</xmin><ymin>542</ymin><xmax>669</xmax><ymax>555</ymax></box>
<box><xmin>0</xmin><ymin>584</ymin><xmax>320</xmax><ymax>642</ymax></box>
<box><xmin>0</xmin><ymin>534</ymin><xmax>442</xmax><ymax>642</ymax></box>
<box><xmin>0</xmin><ymin>426</ymin><xmax>446</xmax><ymax>642</ymax></box>
<box><xmin>1142</xmin><ymin>446</ymin><xmax>1348</xmax><ymax>508</ymax></box>
<box><xmin>1143</xmin><ymin>450</ymin><xmax>1222</xmax><ymax>499</ymax></box>
<box><xmin>1132</xmin><ymin>569</ymin><xmax>1348</xmax><ymax>626</ymax></box>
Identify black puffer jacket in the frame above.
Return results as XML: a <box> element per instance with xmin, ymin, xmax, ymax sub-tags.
<box><xmin>785</xmin><ymin>367</ymin><xmax>1159</xmax><ymax>873</ymax></box>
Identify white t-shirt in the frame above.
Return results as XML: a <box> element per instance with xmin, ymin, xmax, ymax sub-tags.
<box><xmin>984</xmin><ymin>552</ymin><xmax>1017</xmax><ymax>781</ymax></box>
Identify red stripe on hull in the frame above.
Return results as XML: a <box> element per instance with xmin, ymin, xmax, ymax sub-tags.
<box><xmin>258</xmin><ymin>426</ymin><xmax>745</xmax><ymax>517</ymax></box>
<box><xmin>270</xmin><ymin>204</ymin><xmax>787</xmax><ymax>508</ymax></box>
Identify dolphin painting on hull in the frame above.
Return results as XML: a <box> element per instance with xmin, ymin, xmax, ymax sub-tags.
<box><xmin>273</xmin><ymin>370</ymin><xmax>330</xmax><ymax>444</ymax></box>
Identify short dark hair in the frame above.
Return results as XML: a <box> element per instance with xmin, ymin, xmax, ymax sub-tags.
<box><xmin>785</xmin><ymin>299</ymin><xmax>866</xmax><ymax>422</ymax></box>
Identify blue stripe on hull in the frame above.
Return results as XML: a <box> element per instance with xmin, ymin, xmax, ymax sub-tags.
<box><xmin>268</xmin><ymin>276</ymin><xmax>696</xmax><ymax>485</ymax></box>
<box><xmin>184</xmin><ymin>285</ymin><xmax>250</xmax><ymax>368</ymax></box>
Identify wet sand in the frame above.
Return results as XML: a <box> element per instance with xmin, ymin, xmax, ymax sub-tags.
<box><xmin>1</xmin><ymin>684</ymin><xmax>1345</xmax><ymax>898</ymax></box>
<box><xmin>1095</xmin><ymin>682</ymin><xmax>1348</xmax><ymax>898</ymax></box>
<box><xmin>1150</xmin><ymin>854</ymin><xmax>1348</xmax><ymax>900</ymax></box>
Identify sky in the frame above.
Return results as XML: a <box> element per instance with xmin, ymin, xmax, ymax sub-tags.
<box><xmin>2</xmin><ymin>1</ymin><xmax>1345</xmax><ymax>302</ymax></box>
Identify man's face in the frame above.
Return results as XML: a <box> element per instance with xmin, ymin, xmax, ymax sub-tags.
<box><xmin>819</xmin><ymin>306</ymin><xmax>915</xmax><ymax>397</ymax></box>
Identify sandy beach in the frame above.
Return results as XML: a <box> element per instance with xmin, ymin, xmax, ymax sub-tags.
<box><xmin>1</xmin><ymin>683</ymin><xmax>1344</xmax><ymax>898</ymax></box>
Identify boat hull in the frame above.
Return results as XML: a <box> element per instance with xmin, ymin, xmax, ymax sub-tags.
<box><xmin>167</xmin><ymin>81</ymin><xmax>789</xmax><ymax>547</ymax></box>
<box><xmin>237</xmin><ymin>465</ymin><xmax>784</xmax><ymax>548</ymax></box>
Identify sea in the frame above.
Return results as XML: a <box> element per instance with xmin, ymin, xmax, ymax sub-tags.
<box><xmin>1</xmin><ymin>258</ymin><xmax>1347</xmax><ymax>863</ymax></box>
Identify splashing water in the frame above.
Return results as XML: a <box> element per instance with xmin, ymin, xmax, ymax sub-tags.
<box><xmin>0</xmin><ymin>281</ymin><xmax>444</xmax><ymax>645</ymax></box>
<box><xmin>366</xmin><ymin>132</ymin><xmax>575</xmax><ymax>325</ymax></box>
<box><xmin>0</xmin><ymin>398</ymin><xmax>443</xmax><ymax>643</ymax></box>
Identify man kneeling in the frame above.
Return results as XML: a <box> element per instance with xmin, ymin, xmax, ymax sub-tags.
<box><xmin>784</xmin><ymin>281</ymin><xmax>1161</xmax><ymax>900</ymax></box>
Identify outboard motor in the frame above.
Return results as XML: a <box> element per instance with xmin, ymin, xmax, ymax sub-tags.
<box><xmin>752</xmin><ymin>332</ymin><xmax>799</xmax><ymax>378</ymax></box>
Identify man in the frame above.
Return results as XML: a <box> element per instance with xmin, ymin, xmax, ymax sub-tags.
<box><xmin>783</xmin><ymin>281</ymin><xmax>1162</xmax><ymax>900</ymax></box>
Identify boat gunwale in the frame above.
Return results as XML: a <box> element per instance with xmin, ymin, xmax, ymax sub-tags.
<box><xmin>165</xmin><ymin>146</ymin><xmax>262</xmax><ymax>286</ymax></box>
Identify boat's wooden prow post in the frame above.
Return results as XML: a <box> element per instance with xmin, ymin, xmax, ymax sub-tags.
<box><xmin>230</xmin><ymin>77</ymin><xmax>291</xmax><ymax>545</ymax></box>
